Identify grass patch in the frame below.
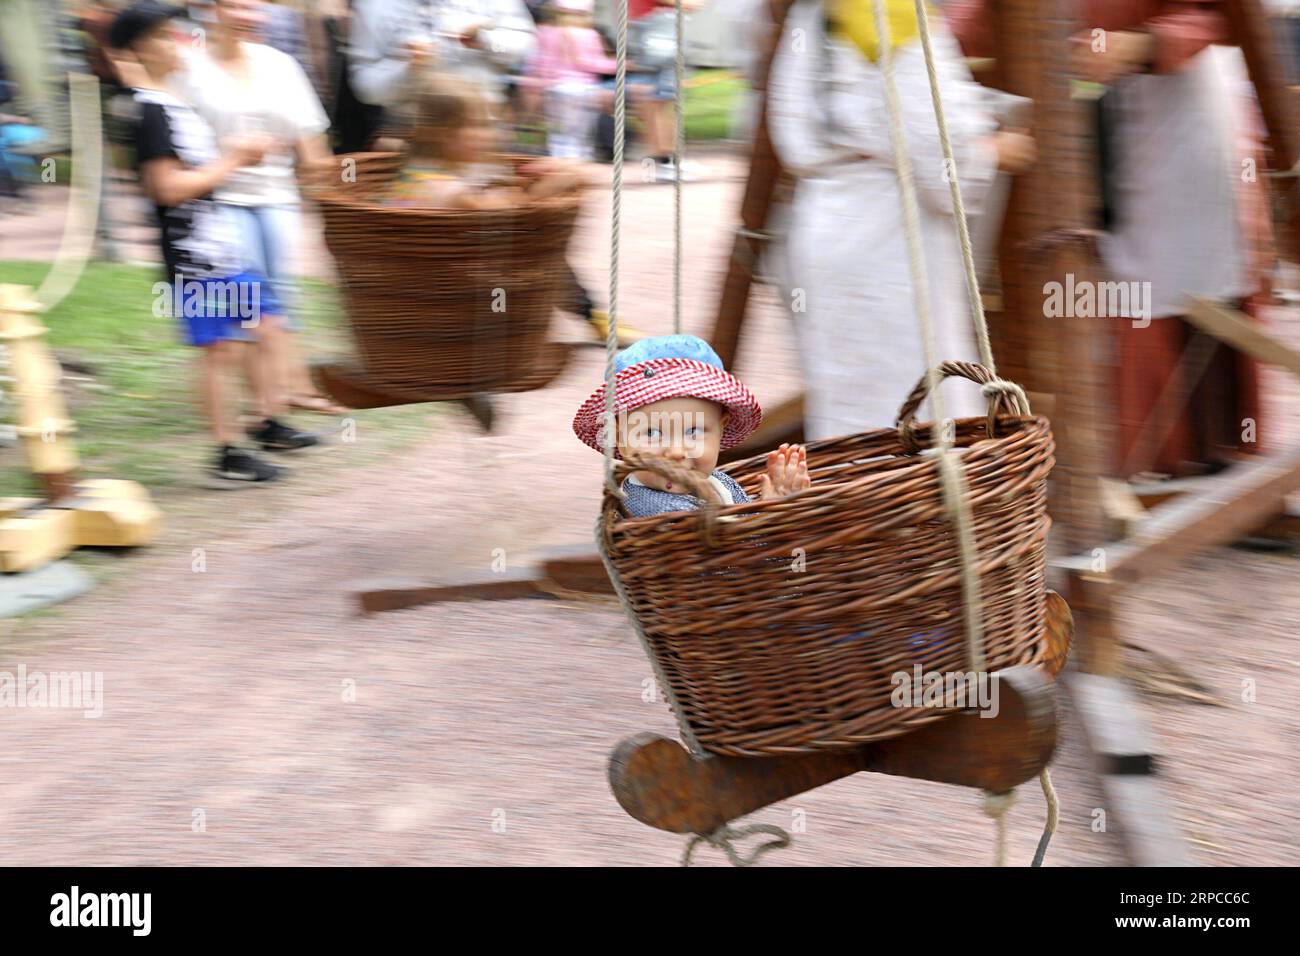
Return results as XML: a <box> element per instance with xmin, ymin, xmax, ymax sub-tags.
<box><xmin>684</xmin><ymin>69</ymin><xmax>743</xmax><ymax>142</ymax></box>
<box><xmin>0</xmin><ymin>260</ymin><xmax>437</xmax><ymax>500</ymax></box>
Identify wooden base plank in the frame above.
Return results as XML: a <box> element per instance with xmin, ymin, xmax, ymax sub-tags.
<box><xmin>355</xmin><ymin>546</ymin><xmax>616</xmax><ymax>612</ymax></box>
<box><xmin>1101</xmin><ymin>775</ymin><xmax>1195</xmax><ymax>867</ymax></box>
<box><xmin>357</xmin><ymin>571</ymin><xmax>544</xmax><ymax>613</ymax></box>
<box><xmin>537</xmin><ymin>546</ymin><xmax>616</xmax><ymax>595</ymax></box>
<box><xmin>611</xmin><ymin>665</ymin><xmax>1057</xmax><ymax>835</ymax></box>
<box><xmin>0</xmin><ymin>505</ymin><xmax>77</xmax><ymax>573</ymax></box>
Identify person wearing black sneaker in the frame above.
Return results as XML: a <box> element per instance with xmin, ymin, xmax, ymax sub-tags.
<box><xmin>247</xmin><ymin>416</ymin><xmax>319</xmax><ymax>451</ymax></box>
<box><xmin>115</xmin><ymin>1</ymin><xmax>309</xmax><ymax>484</ymax></box>
<box><xmin>215</xmin><ymin>444</ymin><xmax>282</xmax><ymax>482</ymax></box>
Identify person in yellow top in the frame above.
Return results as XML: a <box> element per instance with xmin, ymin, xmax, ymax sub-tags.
<box><xmin>765</xmin><ymin>0</ymin><xmax>1036</xmax><ymax>439</ymax></box>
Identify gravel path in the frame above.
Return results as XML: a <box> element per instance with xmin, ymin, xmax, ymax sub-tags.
<box><xmin>1</xmin><ymin>153</ymin><xmax>1294</xmax><ymax>866</ymax></box>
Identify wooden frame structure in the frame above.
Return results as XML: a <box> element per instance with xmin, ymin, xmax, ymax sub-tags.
<box><xmin>981</xmin><ymin>0</ymin><xmax>1300</xmax><ymax>866</ymax></box>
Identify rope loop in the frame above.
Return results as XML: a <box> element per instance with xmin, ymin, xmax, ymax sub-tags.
<box><xmin>979</xmin><ymin>377</ymin><xmax>1031</xmax><ymax>417</ymax></box>
<box><xmin>894</xmin><ymin>361</ymin><xmax>1031</xmax><ymax>454</ymax></box>
<box><xmin>681</xmin><ymin>823</ymin><xmax>792</xmax><ymax>867</ymax></box>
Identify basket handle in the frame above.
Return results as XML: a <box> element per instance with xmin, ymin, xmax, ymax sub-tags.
<box><xmin>600</xmin><ymin>451</ymin><xmax>728</xmax><ymax>548</ymax></box>
<box><xmin>895</xmin><ymin>361</ymin><xmax>1031</xmax><ymax>454</ymax></box>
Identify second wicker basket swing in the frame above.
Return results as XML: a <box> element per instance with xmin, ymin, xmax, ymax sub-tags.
<box><xmin>306</xmin><ymin>152</ymin><xmax>584</xmax><ymax>410</ymax></box>
<box><xmin>599</xmin><ymin>0</ymin><xmax>1073</xmax><ymax>866</ymax></box>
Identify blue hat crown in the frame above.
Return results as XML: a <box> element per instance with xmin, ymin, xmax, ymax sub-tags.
<box><xmin>614</xmin><ymin>334</ymin><xmax>725</xmax><ymax>375</ymax></box>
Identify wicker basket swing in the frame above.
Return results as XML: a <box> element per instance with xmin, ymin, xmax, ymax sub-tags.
<box><xmin>307</xmin><ymin>152</ymin><xmax>582</xmax><ymax>400</ymax></box>
<box><xmin>597</xmin><ymin>360</ymin><xmax>1056</xmax><ymax>758</ymax></box>
<box><xmin>590</xmin><ymin>0</ymin><xmax>1072</xmax><ymax>868</ymax></box>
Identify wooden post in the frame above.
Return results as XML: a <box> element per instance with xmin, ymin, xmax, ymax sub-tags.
<box><xmin>1226</xmin><ymin>0</ymin><xmax>1300</xmax><ymax>262</ymax></box>
<box><xmin>709</xmin><ymin>0</ymin><xmax>795</xmax><ymax>370</ymax></box>
<box><xmin>0</xmin><ymin>284</ymin><xmax>79</xmax><ymax>502</ymax></box>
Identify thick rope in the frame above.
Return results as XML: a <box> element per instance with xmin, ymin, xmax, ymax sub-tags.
<box><xmin>594</xmin><ymin>514</ymin><xmax>703</xmax><ymax>753</ymax></box>
<box><xmin>910</xmin><ymin>0</ymin><xmax>994</xmax><ymax>372</ymax></box>
<box><xmin>681</xmin><ymin>823</ymin><xmax>791</xmax><ymax>867</ymax></box>
<box><xmin>875</xmin><ymin>1</ymin><xmax>1063</xmax><ymax>866</ymax></box>
<box><xmin>1032</xmin><ymin>767</ymin><xmax>1059</xmax><ymax>867</ymax></box>
<box><xmin>870</xmin><ymin>0</ymin><xmax>985</xmax><ymax>674</ymax></box>
<box><xmin>603</xmin><ymin>0</ymin><xmax>630</xmax><ymax>496</ymax></box>
<box><xmin>982</xmin><ymin>790</ymin><xmax>1016</xmax><ymax>867</ymax></box>
<box><xmin>673</xmin><ymin>0</ymin><xmax>685</xmax><ymax>334</ymax></box>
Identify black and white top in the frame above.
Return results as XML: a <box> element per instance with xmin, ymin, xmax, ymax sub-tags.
<box><xmin>133</xmin><ymin>87</ymin><xmax>243</xmax><ymax>281</ymax></box>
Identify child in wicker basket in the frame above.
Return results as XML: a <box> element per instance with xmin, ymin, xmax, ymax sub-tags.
<box><xmin>386</xmin><ymin>72</ymin><xmax>584</xmax><ymax>210</ymax></box>
<box><xmin>573</xmin><ymin>335</ymin><xmax>812</xmax><ymax>517</ymax></box>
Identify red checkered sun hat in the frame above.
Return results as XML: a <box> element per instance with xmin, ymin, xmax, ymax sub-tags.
<box><xmin>573</xmin><ymin>335</ymin><xmax>762</xmax><ymax>454</ymax></box>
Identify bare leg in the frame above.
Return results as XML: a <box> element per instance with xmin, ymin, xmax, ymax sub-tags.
<box><xmin>280</xmin><ymin>329</ymin><xmax>348</xmax><ymax>413</ymax></box>
<box><xmin>635</xmin><ymin>96</ymin><xmax>664</xmax><ymax>156</ymax></box>
<box><xmin>245</xmin><ymin>317</ymin><xmax>288</xmax><ymax>421</ymax></box>
<box><xmin>200</xmin><ymin>341</ymin><xmax>241</xmax><ymax>445</ymax></box>
<box><xmin>658</xmin><ymin>99</ymin><xmax>678</xmax><ymax>157</ymax></box>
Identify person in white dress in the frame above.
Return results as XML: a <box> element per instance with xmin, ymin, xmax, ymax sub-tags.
<box><xmin>765</xmin><ymin>0</ymin><xmax>1034</xmax><ymax>440</ymax></box>
<box><xmin>178</xmin><ymin>0</ymin><xmax>341</xmax><ymax>412</ymax></box>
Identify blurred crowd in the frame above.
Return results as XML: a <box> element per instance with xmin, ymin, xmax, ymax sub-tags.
<box><xmin>0</xmin><ymin>0</ymin><xmax>1297</xmax><ymax>486</ymax></box>
<box><xmin>1</xmin><ymin>0</ymin><xmax>712</xmax><ymax>482</ymax></box>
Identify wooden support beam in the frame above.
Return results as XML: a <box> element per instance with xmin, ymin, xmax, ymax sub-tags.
<box><xmin>1131</xmin><ymin>478</ymin><xmax>1300</xmax><ymax>541</ymax></box>
<box><xmin>708</xmin><ymin>0</ymin><xmax>795</xmax><ymax>370</ymax></box>
<box><xmin>1055</xmin><ymin>445</ymin><xmax>1300</xmax><ymax>586</ymax></box>
<box><xmin>1067</xmin><ymin>672</ymin><xmax>1193</xmax><ymax>866</ymax></box>
<box><xmin>1226</xmin><ymin>0</ymin><xmax>1300</xmax><ymax>261</ymax></box>
<box><xmin>1183</xmin><ymin>297</ymin><xmax>1300</xmax><ymax>380</ymax></box>
<box><xmin>718</xmin><ymin>393</ymin><xmax>804</xmax><ymax>465</ymax></box>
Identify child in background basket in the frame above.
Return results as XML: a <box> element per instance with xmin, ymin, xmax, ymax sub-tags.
<box><xmin>572</xmin><ymin>335</ymin><xmax>812</xmax><ymax>518</ymax></box>
<box><xmin>386</xmin><ymin>71</ymin><xmax>585</xmax><ymax>209</ymax></box>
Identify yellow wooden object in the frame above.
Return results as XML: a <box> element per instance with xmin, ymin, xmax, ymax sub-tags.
<box><xmin>1</xmin><ymin>285</ymin><xmax>162</xmax><ymax>575</ymax></box>
<box><xmin>0</xmin><ymin>501</ymin><xmax>76</xmax><ymax>573</ymax></box>
<box><xmin>69</xmin><ymin>479</ymin><xmax>162</xmax><ymax>547</ymax></box>
<box><xmin>0</xmin><ymin>284</ymin><xmax>79</xmax><ymax>479</ymax></box>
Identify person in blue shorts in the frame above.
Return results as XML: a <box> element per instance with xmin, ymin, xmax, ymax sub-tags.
<box><xmin>112</xmin><ymin>1</ymin><xmax>317</xmax><ymax>482</ymax></box>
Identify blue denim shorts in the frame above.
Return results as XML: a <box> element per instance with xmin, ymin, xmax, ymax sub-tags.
<box><xmin>170</xmin><ymin>271</ymin><xmax>281</xmax><ymax>347</ymax></box>
<box><xmin>604</xmin><ymin>67</ymin><xmax>679</xmax><ymax>102</ymax></box>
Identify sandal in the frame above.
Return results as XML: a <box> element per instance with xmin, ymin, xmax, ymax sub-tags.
<box><xmin>286</xmin><ymin>394</ymin><xmax>351</xmax><ymax>415</ymax></box>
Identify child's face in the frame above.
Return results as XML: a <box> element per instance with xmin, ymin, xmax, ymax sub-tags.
<box><xmin>617</xmin><ymin>397</ymin><xmax>731</xmax><ymax>492</ymax></box>
<box><xmin>444</xmin><ymin>106</ymin><xmax>500</xmax><ymax>165</ymax></box>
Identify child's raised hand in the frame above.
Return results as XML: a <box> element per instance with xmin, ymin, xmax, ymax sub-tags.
<box><xmin>759</xmin><ymin>444</ymin><xmax>811</xmax><ymax>500</ymax></box>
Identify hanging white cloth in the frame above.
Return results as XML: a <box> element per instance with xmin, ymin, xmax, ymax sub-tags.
<box><xmin>767</xmin><ymin>1</ymin><xmax>999</xmax><ymax>440</ymax></box>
